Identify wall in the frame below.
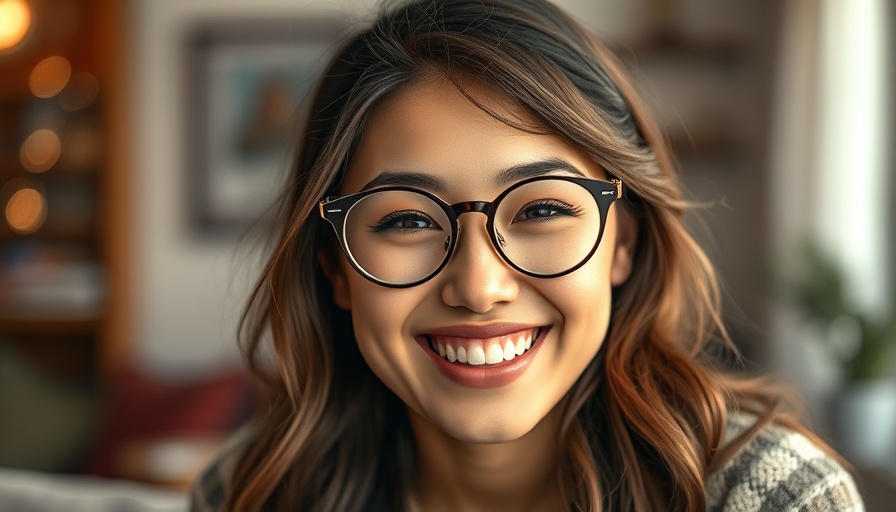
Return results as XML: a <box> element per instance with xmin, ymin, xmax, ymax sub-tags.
<box><xmin>129</xmin><ymin>0</ymin><xmax>387</xmax><ymax>375</ymax></box>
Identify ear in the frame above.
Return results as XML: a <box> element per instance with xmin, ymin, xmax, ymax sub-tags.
<box><xmin>318</xmin><ymin>249</ymin><xmax>352</xmax><ymax>310</ymax></box>
<box><xmin>610</xmin><ymin>207</ymin><xmax>638</xmax><ymax>286</ymax></box>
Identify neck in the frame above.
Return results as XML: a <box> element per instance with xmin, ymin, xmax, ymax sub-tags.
<box><xmin>408</xmin><ymin>406</ymin><xmax>566</xmax><ymax>512</ymax></box>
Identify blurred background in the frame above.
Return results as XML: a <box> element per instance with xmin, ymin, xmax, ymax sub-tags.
<box><xmin>0</xmin><ymin>0</ymin><xmax>893</xmax><ymax>509</ymax></box>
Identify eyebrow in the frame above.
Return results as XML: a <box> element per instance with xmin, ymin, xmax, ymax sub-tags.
<box><xmin>493</xmin><ymin>157</ymin><xmax>586</xmax><ymax>186</ymax></box>
<box><xmin>358</xmin><ymin>157</ymin><xmax>586</xmax><ymax>193</ymax></box>
<box><xmin>360</xmin><ymin>170</ymin><xmax>447</xmax><ymax>192</ymax></box>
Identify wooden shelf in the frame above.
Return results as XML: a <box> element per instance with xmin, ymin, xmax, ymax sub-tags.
<box><xmin>667</xmin><ymin>130</ymin><xmax>741</xmax><ymax>160</ymax></box>
<box><xmin>612</xmin><ymin>35</ymin><xmax>745</xmax><ymax>65</ymax></box>
<box><xmin>0</xmin><ymin>0</ymin><xmax>126</xmax><ymax>380</ymax></box>
<box><xmin>0</xmin><ymin>226</ymin><xmax>99</xmax><ymax>243</ymax></box>
<box><xmin>0</xmin><ymin>314</ymin><xmax>102</xmax><ymax>337</ymax></box>
<box><xmin>609</xmin><ymin>33</ymin><xmax>751</xmax><ymax>163</ymax></box>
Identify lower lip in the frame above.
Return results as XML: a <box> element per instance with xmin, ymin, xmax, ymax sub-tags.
<box><xmin>415</xmin><ymin>327</ymin><xmax>550</xmax><ymax>389</ymax></box>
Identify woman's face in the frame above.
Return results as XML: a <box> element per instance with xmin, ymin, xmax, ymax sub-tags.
<box><xmin>323</xmin><ymin>77</ymin><xmax>636</xmax><ymax>443</ymax></box>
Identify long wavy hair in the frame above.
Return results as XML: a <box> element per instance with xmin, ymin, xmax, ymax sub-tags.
<box><xmin>227</xmin><ymin>0</ymin><xmax>829</xmax><ymax>509</ymax></box>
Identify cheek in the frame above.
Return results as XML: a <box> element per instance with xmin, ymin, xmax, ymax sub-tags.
<box><xmin>542</xmin><ymin>238</ymin><xmax>616</xmax><ymax>353</ymax></box>
<box><xmin>344</xmin><ymin>276</ymin><xmax>431</xmax><ymax>393</ymax></box>
<box><xmin>346</xmin><ymin>278</ymin><xmax>406</xmax><ymax>349</ymax></box>
<box><xmin>550</xmin><ymin>234</ymin><xmax>616</xmax><ymax>308</ymax></box>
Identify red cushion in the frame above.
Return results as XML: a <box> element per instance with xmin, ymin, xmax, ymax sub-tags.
<box><xmin>81</xmin><ymin>364</ymin><xmax>254</xmax><ymax>478</ymax></box>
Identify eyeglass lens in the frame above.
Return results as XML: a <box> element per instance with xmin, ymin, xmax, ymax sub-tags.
<box><xmin>341</xmin><ymin>179</ymin><xmax>604</xmax><ymax>285</ymax></box>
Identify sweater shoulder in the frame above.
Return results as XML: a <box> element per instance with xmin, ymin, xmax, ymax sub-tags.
<box><xmin>706</xmin><ymin>414</ymin><xmax>864</xmax><ymax>511</ymax></box>
<box><xmin>189</xmin><ymin>426</ymin><xmax>254</xmax><ymax>512</ymax></box>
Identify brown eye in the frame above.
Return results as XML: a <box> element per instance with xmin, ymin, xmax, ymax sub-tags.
<box><xmin>371</xmin><ymin>210</ymin><xmax>442</xmax><ymax>232</ymax></box>
<box><xmin>512</xmin><ymin>200</ymin><xmax>581</xmax><ymax>223</ymax></box>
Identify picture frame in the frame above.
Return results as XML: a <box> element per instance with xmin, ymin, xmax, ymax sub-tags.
<box><xmin>186</xmin><ymin>19</ymin><xmax>343</xmax><ymax>235</ymax></box>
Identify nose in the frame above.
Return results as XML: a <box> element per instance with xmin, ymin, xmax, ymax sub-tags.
<box><xmin>439</xmin><ymin>214</ymin><xmax>519</xmax><ymax>313</ymax></box>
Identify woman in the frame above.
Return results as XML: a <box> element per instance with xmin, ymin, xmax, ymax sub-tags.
<box><xmin>191</xmin><ymin>0</ymin><xmax>863</xmax><ymax>510</ymax></box>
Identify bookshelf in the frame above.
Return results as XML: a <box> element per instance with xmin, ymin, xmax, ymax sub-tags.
<box><xmin>610</xmin><ymin>7</ymin><xmax>780</xmax><ymax>364</ymax></box>
<box><xmin>0</xmin><ymin>0</ymin><xmax>128</xmax><ymax>380</ymax></box>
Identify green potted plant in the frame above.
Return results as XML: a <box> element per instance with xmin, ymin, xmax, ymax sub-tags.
<box><xmin>782</xmin><ymin>239</ymin><xmax>896</xmax><ymax>467</ymax></box>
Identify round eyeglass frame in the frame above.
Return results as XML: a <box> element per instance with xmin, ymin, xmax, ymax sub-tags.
<box><xmin>319</xmin><ymin>175</ymin><xmax>622</xmax><ymax>288</ymax></box>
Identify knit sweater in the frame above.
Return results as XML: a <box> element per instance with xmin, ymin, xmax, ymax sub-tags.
<box><xmin>190</xmin><ymin>415</ymin><xmax>864</xmax><ymax>511</ymax></box>
<box><xmin>706</xmin><ymin>414</ymin><xmax>864</xmax><ymax>511</ymax></box>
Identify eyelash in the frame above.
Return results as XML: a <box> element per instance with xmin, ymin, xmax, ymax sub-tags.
<box><xmin>512</xmin><ymin>200</ymin><xmax>582</xmax><ymax>223</ymax></box>
<box><xmin>370</xmin><ymin>210</ymin><xmax>440</xmax><ymax>232</ymax></box>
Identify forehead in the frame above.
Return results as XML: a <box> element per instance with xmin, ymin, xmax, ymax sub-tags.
<box><xmin>340</xmin><ymin>77</ymin><xmax>604</xmax><ymax>196</ymax></box>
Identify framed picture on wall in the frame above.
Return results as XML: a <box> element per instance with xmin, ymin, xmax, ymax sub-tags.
<box><xmin>187</xmin><ymin>19</ymin><xmax>343</xmax><ymax>235</ymax></box>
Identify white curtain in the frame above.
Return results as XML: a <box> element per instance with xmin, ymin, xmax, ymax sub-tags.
<box><xmin>767</xmin><ymin>0</ymin><xmax>891</xmax><ymax>420</ymax></box>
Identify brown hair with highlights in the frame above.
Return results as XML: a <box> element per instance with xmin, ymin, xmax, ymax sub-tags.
<box><xmin>227</xmin><ymin>0</ymin><xmax>834</xmax><ymax>509</ymax></box>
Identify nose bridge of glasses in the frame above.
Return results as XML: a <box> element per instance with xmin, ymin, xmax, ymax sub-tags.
<box><xmin>446</xmin><ymin>199</ymin><xmax>508</xmax><ymax>265</ymax></box>
<box><xmin>448</xmin><ymin>200</ymin><xmax>495</xmax><ymax>250</ymax></box>
<box><xmin>449</xmin><ymin>200</ymin><xmax>490</xmax><ymax>217</ymax></box>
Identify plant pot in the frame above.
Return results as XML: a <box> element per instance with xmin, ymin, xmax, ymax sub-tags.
<box><xmin>829</xmin><ymin>379</ymin><xmax>896</xmax><ymax>469</ymax></box>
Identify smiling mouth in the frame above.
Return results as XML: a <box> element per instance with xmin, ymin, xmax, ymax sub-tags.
<box><xmin>425</xmin><ymin>327</ymin><xmax>541</xmax><ymax>365</ymax></box>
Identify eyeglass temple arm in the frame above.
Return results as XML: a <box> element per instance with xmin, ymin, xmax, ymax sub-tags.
<box><xmin>319</xmin><ymin>199</ymin><xmax>340</xmax><ymax>217</ymax></box>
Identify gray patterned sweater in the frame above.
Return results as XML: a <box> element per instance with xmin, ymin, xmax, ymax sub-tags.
<box><xmin>707</xmin><ymin>414</ymin><xmax>864</xmax><ymax>511</ymax></box>
<box><xmin>191</xmin><ymin>414</ymin><xmax>865</xmax><ymax>511</ymax></box>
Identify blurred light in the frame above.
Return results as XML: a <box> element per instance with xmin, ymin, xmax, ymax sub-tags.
<box><xmin>58</xmin><ymin>72</ymin><xmax>99</xmax><ymax>111</ymax></box>
<box><xmin>29</xmin><ymin>56</ymin><xmax>72</xmax><ymax>98</ymax></box>
<box><xmin>20</xmin><ymin>129</ymin><xmax>62</xmax><ymax>173</ymax></box>
<box><xmin>5</xmin><ymin>185</ymin><xmax>47</xmax><ymax>234</ymax></box>
<box><xmin>0</xmin><ymin>0</ymin><xmax>31</xmax><ymax>52</ymax></box>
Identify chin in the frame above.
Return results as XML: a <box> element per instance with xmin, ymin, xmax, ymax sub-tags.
<box><xmin>432</xmin><ymin>405</ymin><xmax>550</xmax><ymax>444</ymax></box>
<box><xmin>449</xmin><ymin>423</ymin><xmax>536</xmax><ymax>445</ymax></box>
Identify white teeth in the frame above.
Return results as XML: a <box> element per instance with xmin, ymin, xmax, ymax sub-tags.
<box><xmin>485</xmin><ymin>343</ymin><xmax>504</xmax><ymax>364</ymax></box>
<box><xmin>446</xmin><ymin>345</ymin><xmax>457</xmax><ymax>362</ymax></box>
<box><xmin>515</xmin><ymin>335</ymin><xmax>525</xmax><ymax>356</ymax></box>
<box><xmin>432</xmin><ymin>328</ymin><xmax>540</xmax><ymax>365</ymax></box>
<box><xmin>503</xmin><ymin>339</ymin><xmax>515</xmax><ymax>361</ymax></box>
<box><xmin>468</xmin><ymin>346</ymin><xmax>486</xmax><ymax>365</ymax></box>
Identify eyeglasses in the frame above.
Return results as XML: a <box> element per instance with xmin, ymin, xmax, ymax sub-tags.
<box><xmin>319</xmin><ymin>176</ymin><xmax>622</xmax><ymax>287</ymax></box>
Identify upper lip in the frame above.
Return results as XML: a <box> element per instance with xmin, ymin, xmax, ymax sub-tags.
<box><xmin>420</xmin><ymin>322</ymin><xmax>543</xmax><ymax>339</ymax></box>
